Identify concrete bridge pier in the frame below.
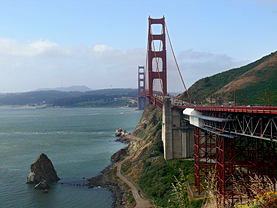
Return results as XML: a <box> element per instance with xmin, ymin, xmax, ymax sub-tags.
<box><xmin>162</xmin><ymin>97</ymin><xmax>194</xmax><ymax>160</ymax></box>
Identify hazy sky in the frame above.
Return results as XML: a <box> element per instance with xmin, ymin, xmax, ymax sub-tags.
<box><xmin>0</xmin><ymin>0</ymin><xmax>277</xmax><ymax>93</ymax></box>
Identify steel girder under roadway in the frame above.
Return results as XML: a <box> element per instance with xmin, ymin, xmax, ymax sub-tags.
<box><xmin>200</xmin><ymin>110</ymin><xmax>277</xmax><ymax>142</ymax></box>
<box><xmin>192</xmin><ymin>110</ymin><xmax>276</xmax><ymax>207</ymax></box>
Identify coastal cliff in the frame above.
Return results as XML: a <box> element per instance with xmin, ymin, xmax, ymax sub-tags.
<box><xmin>121</xmin><ymin>104</ymin><xmax>199</xmax><ymax>207</ymax></box>
<box><xmin>87</xmin><ymin>104</ymin><xmax>201</xmax><ymax>207</ymax></box>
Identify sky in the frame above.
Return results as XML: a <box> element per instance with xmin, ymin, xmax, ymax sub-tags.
<box><xmin>0</xmin><ymin>0</ymin><xmax>277</xmax><ymax>93</ymax></box>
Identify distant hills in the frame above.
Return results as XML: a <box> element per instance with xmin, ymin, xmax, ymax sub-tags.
<box><xmin>0</xmin><ymin>88</ymin><xmax>138</xmax><ymax>107</ymax></box>
<box><xmin>182</xmin><ymin>51</ymin><xmax>277</xmax><ymax>106</ymax></box>
<box><xmin>36</xmin><ymin>85</ymin><xmax>92</xmax><ymax>92</ymax></box>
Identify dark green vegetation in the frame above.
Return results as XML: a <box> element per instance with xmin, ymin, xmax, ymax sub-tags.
<box><xmin>140</xmin><ymin>158</ymin><xmax>200</xmax><ymax>207</ymax></box>
<box><xmin>181</xmin><ymin>51</ymin><xmax>277</xmax><ymax>106</ymax></box>
<box><xmin>125</xmin><ymin>105</ymin><xmax>203</xmax><ymax>207</ymax></box>
<box><xmin>0</xmin><ymin>88</ymin><xmax>138</xmax><ymax>107</ymax></box>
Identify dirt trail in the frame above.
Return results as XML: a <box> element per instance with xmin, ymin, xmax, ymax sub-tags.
<box><xmin>116</xmin><ymin>156</ymin><xmax>153</xmax><ymax>208</ymax></box>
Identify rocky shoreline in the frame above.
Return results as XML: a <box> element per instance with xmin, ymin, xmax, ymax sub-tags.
<box><xmin>86</xmin><ymin>132</ymin><xmax>135</xmax><ymax>208</ymax></box>
<box><xmin>86</xmin><ymin>163</ymin><xmax>131</xmax><ymax>208</ymax></box>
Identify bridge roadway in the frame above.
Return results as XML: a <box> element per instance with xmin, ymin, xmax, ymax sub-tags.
<box><xmin>143</xmin><ymin>93</ymin><xmax>277</xmax><ymax>141</ymax></box>
<box><xmin>149</xmin><ymin>93</ymin><xmax>277</xmax><ymax>114</ymax></box>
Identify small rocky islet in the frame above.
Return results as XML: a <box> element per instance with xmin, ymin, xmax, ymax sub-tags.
<box><xmin>26</xmin><ymin>153</ymin><xmax>60</xmax><ymax>193</ymax></box>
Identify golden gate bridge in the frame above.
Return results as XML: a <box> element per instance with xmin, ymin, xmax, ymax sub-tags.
<box><xmin>138</xmin><ymin>16</ymin><xmax>277</xmax><ymax>207</ymax></box>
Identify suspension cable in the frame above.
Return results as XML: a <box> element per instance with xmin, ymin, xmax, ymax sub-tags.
<box><xmin>165</xmin><ymin>21</ymin><xmax>190</xmax><ymax>102</ymax></box>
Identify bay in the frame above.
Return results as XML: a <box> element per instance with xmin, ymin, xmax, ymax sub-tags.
<box><xmin>0</xmin><ymin>107</ymin><xmax>142</xmax><ymax>208</ymax></box>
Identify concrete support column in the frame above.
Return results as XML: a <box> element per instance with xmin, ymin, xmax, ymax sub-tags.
<box><xmin>181</xmin><ymin>125</ymin><xmax>194</xmax><ymax>158</ymax></box>
<box><xmin>162</xmin><ymin>97</ymin><xmax>173</xmax><ymax>160</ymax></box>
<box><xmin>162</xmin><ymin>97</ymin><xmax>194</xmax><ymax>160</ymax></box>
<box><xmin>172</xmin><ymin>108</ymin><xmax>182</xmax><ymax>158</ymax></box>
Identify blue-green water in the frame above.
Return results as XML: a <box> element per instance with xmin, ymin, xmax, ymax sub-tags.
<box><xmin>0</xmin><ymin>107</ymin><xmax>142</xmax><ymax>208</ymax></box>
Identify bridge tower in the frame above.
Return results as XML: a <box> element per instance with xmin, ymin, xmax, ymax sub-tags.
<box><xmin>138</xmin><ymin>66</ymin><xmax>146</xmax><ymax>110</ymax></box>
<box><xmin>147</xmin><ymin>16</ymin><xmax>167</xmax><ymax>101</ymax></box>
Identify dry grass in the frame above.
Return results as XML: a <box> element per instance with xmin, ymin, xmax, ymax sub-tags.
<box><xmin>201</xmin><ymin>170</ymin><xmax>218</xmax><ymax>208</ymax></box>
<box><xmin>171</xmin><ymin>168</ymin><xmax>191</xmax><ymax>207</ymax></box>
<box><xmin>233</xmin><ymin>174</ymin><xmax>277</xmax><ymax>208</ymax></box>
<box><xmin>216</xmin><ymin>52</ymin><xmax>277</xmax><ymax>94</ymax></box>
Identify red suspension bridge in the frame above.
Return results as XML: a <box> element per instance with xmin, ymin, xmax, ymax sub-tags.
<box><xmin>138</xmin><ymin>16</ymin><xmax>277</xmax><ymax>207</ymax></box>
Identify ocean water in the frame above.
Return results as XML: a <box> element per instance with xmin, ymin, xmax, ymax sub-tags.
<box><xmin>0</xmin><ymin>107</ymin><xmax>142</xmax><ymax>208</ymax></box>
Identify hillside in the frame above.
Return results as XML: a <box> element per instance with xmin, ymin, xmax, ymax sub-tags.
<box><xmin>120</xmin><ymin>104</ymin><xmax>202</xmax><ymax>207</ymax></box>
<box><xmin>182</xmin><ymin>51</ymin><xmax>277</xmax><ymax>106</ymax></box>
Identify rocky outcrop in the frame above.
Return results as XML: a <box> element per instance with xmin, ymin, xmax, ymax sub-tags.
<box><xmin>42</xmin><ymin>189</ymin><xmax>49</xmax><ymax>194</ymax></box>
<box><xmin>115</xmin><ymin>129</ymin><xmax>130</xmax><ymax>137</ymax></box>
<box><xmin>111</xmin><ymin>148</ymin><xmax>128</xmax><ymax>162</ymax></box>
<box><xmin>115</xmin><ymin>128</ymin><xmax>123</xmax><ymax>137</ymax></box>
<box><xmin>34</xmin><ymin>180</ymin><xmax>51</xmax><ymax>189</ymax></box>
<box><xmin>115</xmin><ymin>135</ymin><xmax>133</xmax><ymax>144</ymax></box>
<box><xmin>27</xmin><ymin>153</ymin><xmax>60</xmax><ymax>184</ymax></box>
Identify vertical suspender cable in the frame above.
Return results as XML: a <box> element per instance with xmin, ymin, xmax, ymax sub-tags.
<box><xmin>165</xmin><ymin>21</ymin><xmax>190</xmax><ymax>102</ymax></box>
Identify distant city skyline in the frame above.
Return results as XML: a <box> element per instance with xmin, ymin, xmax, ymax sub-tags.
<box><xmin>0</xmin><ymin>0</ymin><xmax>277</xmax><ymax>93</ymax></box>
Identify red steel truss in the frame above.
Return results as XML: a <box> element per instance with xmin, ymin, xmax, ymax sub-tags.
<box><xmin>194</xmin><ymin>127</ymin><xmax>216</xmax><ymax>194</ymax></box>
<box><xmin>216</xmin><ymin>135</ymin><xmax>275</xmax><ymax>207</ymax></box>
<box><xmin>194</xmin><ymin>126</ymin><xmax>276</xmax><ymax>207</ymax></box>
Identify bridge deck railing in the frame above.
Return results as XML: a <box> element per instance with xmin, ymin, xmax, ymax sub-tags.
<box><xmin>139</xmin><ymin>92</ymin><xmax>277</xmax><ymax>115</ymax></box>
